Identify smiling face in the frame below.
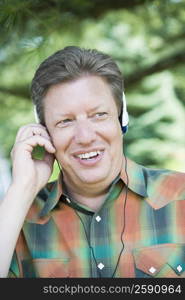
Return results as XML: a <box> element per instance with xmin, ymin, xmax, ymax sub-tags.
<box><xmin>44</xmin><ymin>75</ymin><xmax>123</xmax><ymax>195</ymax></box>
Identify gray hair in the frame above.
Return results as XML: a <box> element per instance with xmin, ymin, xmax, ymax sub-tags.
<box><xmin>31</xmin><ymin>46</ymin><xmax>124</xmax><ymax>125</ymax></box>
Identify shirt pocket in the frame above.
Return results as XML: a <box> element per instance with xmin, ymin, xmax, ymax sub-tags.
<box><xmin>133</xmin><ymin>243</ymin><xmax>185</xmax><ymax>278</ymax></box>
<box><xmin>22</xmin><ymin>258</ymin><xmax>70</xmax><ymax>278</ymax></box>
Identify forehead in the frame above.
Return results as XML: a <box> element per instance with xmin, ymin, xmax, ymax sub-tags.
<box><xmin>44</xmin><ymin>75</ymin><xmax>118</xmax><ymax>113</ymax></box>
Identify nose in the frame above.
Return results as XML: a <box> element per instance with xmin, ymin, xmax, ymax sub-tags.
<box><xmin>74</xmin><ymin>119</ymin><xmax>96</xmax><ymax>145</ymax></box>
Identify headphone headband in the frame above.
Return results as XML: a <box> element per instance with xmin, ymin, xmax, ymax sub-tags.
<box><xmin>33</xmin><ymin>105</ymin><xmax>40</xmax><ymax>124</ymax></box>
<box><xmin>121</xmin><ymin>92</ymin><xmax>129</xmax><ymax>133</ymax></box>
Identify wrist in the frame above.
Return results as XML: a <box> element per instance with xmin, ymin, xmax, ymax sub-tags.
<box><xmin>11</xmin><ymin>178</ymin><xmax>38</xmax><ymax>195</ymax></box>
<box><xmin>6</xmin><ymin>183</ymin><xmax>37</xmax><ymax>209</ymax></box>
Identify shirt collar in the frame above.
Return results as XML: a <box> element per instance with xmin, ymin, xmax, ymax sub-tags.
<box><xmin>120</xmin><ymin>157</ymin><xmax>148</xmax><ymax>198</ymax></box>
<box><xmin>121</xmin><ymin>157</ymin><xmax>185</xmax><ymax>209</ymax></box>
<box><xmin>38</xmin><ymin>156</ymin><xmax>148</xmax><ymax>219</ymax></box>
<box><xmin>38</xmin><ymin>173</ymin><xmax>63</xmax><ymax>218</ymax></box>
<box><xmin>27</xmin><ymin>156</ymin><xmax>185</xmax><ymax>222</ymax></box>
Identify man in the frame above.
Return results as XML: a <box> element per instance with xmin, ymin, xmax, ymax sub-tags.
<box><xmin>0</xmin><ymin>46</ymin><xmax>185</xmax><ymax>278</ymax></box>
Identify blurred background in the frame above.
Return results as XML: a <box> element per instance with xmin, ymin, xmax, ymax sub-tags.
<box><xmin>0</xmin><ymin>0</ymin><xmax>185</xmax><ymax>199</ymax></box>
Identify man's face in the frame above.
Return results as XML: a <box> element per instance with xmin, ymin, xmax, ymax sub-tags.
<box><xmin>44</xmin><ymin>75</ymin><xmax>123</xmax><ymax>189</ymax></box>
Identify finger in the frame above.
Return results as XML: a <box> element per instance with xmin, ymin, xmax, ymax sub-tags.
<box><xmin>43</xmin><ymin>151</ymin><xmax>55</xmax><ymax>167</ymax></box>
<box><xmin>15</xmin><ymin>124</ymin><xmax>51</xmax><ymax>143</ymax></box>
<box><xmin>18</xmin><ymin>135</ymin><xmax>56</xmax><ymax>155</ymax></box>
<box><xmin>15</xmin><ymin>124</ymin><xmax>49</xmax><ymax>141</ymax></box>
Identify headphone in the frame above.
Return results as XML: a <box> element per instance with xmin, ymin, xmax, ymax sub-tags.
<box><xmin>121</xmin><ymin>92</ymin><xmax>129</xmax><ymax>134</ymax></box>
<box><xmin>33</xmin><ymin>92</ymin><xmax>129</xmax><ymax>133</ymax></box>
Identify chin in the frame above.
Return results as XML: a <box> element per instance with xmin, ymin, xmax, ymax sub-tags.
<box><xmin>79</xmin><ymin>171</ymin><xmax>109</xmax><ymax>185</ymax></box>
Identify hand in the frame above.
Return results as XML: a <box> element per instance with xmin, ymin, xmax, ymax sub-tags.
<box><xmin>10</xmin><ymin>123</ymin><xmax>56</xmax><ymax>195</ymax></box>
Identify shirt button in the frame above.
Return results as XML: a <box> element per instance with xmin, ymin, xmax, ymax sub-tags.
<box><xmin>95</xmin><ymin>215</ymin><xmax>101</xmax><ymax>222</ymax></box>
<box><xmin>66</xmin><ymin>197</ymin><xmax>71</xmax><ymax>203</ymax></box>
<box><xmin>97</xmin><ymin>263</ymin><xmax>104</xmax><ymax>270</ymax></box>
<box><xmin>177</xmin><ymin>265</ymin><xmax>182</xmax><ymax>272</ymax></box>
<box><xmin>149</xmin><ymin>266</ymin><xmax>156</xmax><ymax>274</ymax></box>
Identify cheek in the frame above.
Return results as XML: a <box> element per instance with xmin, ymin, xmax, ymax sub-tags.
<box><xmin>100</xmin><ymin>121</ymin><xmax>122</xmax><ymax>142</ymax></box>
<box><xmin>106</xmin><ymin>126</ymin><xmax>123</xmax><ymax>157</ymax></box>
<box><xmin>51</xmin><ymin>132</ymin><xmax>69</xmax><ymax>153</ymax></box>
<box><xmin>52</xmin><ymin>131</ymin><xmax>76</xmax><ymax>164</ymax></box>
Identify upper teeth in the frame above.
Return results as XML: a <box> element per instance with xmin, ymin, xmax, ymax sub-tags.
<box><xmin>77</xmin><ymin>151</ymin><xmax>101</xmax><ymax>159</ymax></box>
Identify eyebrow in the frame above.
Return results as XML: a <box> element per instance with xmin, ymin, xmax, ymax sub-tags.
<box><xmin>88</xmin><ymin>104</ymin><xmax>106</xmax><ymax>112</ymax></box>
<box><xmin>55</xmin><ymin>104</ymin><xmax>107</xmax><ymax>118</ymax></box>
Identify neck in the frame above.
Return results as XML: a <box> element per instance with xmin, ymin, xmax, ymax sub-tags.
<box><xmin>70</xmin><ymin>191</ymin><xmax>108</xmax><ymax>212</ymax></box>
<box><xmin>61</xmin><ymin>158</ymin><xmax>123</xmax><ymax>212</ymax></box>
<box><xmin>62</xmin><ymin>178</ymin><xmax>110</xmax><ymax>212</ymax></box>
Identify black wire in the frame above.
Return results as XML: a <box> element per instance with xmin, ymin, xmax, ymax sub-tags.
<box><xmin>111</xmin><ymin>152</ymin><xmax>129</xmax><ymax>278</ymax></box>
<box><xmin>56</xmin><ymin>160</ymin><xmax>102</xmax><ymax>277</ymax></box>
<box><xmin>56</xmin><ymin>154</ymin><xmax>129</xmax><ymax>278</ymax></box>
<box><xmin>73</xmin><ymin>209</ymin><xmax>102</xmax><ymax>278</ymax></box>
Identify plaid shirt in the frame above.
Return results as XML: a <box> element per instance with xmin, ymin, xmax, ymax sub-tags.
<box><xmin>9</xmin><ymin>157</ymin><xmax>185</xmax><ymax>278</ymax></box>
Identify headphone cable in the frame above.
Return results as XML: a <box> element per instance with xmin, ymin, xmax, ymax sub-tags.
<box><xmin>57</xmin><ymin>153</ymin><xmax>129</xmax><ymax>278</ymax></box>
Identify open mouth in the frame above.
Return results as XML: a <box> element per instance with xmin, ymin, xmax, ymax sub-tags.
<box><xmin>73</xmin><ymin>150</ymin><xmax>104</xmax><ymax>165</ymax></box>
<box><xmin>76</xmin><ymin>150</ymin><xmax>102</xmax><ymax>160</ymax></box>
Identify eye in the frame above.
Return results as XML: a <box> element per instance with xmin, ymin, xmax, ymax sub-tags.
<box><xmin>94</xmin><ymin>112</ymin><xmax>108</xmax><ymax>118</ymax></box>
<box><xmin>63</xmin><ymin>118</ymin><xmax>73</xmax><ymax>123</ymax></box>
<box><xmin>56</xmin><ymin>118</ymin><xmax>73</xmax><ymax>127</ymax></box>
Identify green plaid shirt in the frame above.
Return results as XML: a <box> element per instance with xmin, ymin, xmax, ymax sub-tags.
<box><xmin>9</xmin><ymin>157</ymin><xmax>185</xmax><ymax>278</ymax></box>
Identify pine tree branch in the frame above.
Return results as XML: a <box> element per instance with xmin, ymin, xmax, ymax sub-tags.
<box><xmin>1</xmin><ymin>47</ymin><xmax>185</xmax><ymax>99</ymax></box>
<box><xmin>0</xmin><ymin>86</ymin><xmax>29</xmax><ymax>99</ymax></box>
<box><xmin>124</xmin><ymin>48</ymin><xmax>185</xmax><ymax>89</ymax></box>
<box><xmin>13</xmin><ymin>0</ymin><xmax>156</xmax><ymax>20</ymax></box>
